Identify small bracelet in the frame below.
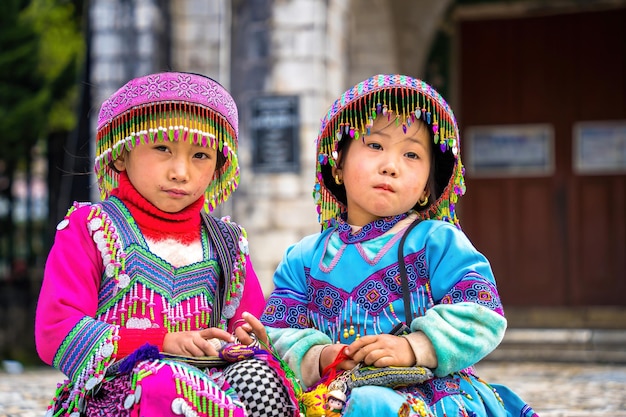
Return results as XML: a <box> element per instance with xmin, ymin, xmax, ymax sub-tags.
<box><xmin>231</xmin><ymin>318</ymin><xmax>247</xmax><ymax>328</ymax></box>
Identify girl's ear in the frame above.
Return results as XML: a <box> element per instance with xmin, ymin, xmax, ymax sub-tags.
<box><xmin>112</xmin><ymin>153</ymin><xmax>127</xmax><ymax>172</ymax></box>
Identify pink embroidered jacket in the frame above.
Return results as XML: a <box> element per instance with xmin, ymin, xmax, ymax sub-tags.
<box><xmin>35</xmin><ymin>195</ymin><xmax>265</xmax><ymax>385</ymax></box>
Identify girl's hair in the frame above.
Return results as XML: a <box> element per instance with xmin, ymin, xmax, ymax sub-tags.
<box><xmin>215</xmin><ymin>150</ymin><xmax>227</xmax><ymax>175</ymax></box>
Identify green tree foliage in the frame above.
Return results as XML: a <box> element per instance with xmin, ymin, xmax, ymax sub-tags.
<box><xmin>25</xmin><ymin>0</ymin><xmax>84</xmax><ymax>132</ymax></box>
<box><xmin>0</xmin><ymin>0</ymin><xmax>83</xmax><ymax>177</ymax></box>
<box><xmin>0</xmin><ymin>0</ymin><xmax>84</xmax><ymax>257</ymax></box>
<box><xmin>0</xmin><ymin>0</ymin><xmax>47</xmax><ymax>166</ymax></box>
<box><xmin>0</xmin><ymin>0</ymin><xmax>83</xmax><ymax>170</ymax></box>
<box><xmin>0</xmin><ymin>0</ymin><xmax>84</xmax><ymax>364</ymax></box>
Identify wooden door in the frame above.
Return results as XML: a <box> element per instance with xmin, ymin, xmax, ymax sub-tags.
<box><xmin>457</xmin><ymin>9</ymin><xmax>626</xmax><ymax>307</ymax></box>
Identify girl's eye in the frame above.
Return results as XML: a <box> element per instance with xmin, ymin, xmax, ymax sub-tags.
<box><xmin>154</xmin><ymin>145</ymin><xmax>168</xmax><ymax>152</ymax></box>
<box><xmin>405</xmin><ymin>152</ymin><xmax>419</xmax><ymax>160</ymax></box>
<box><xmin>194</xmin><ymin>152</ymin><xmax>210</xmax><ymax>159</ymax></box>
<box><xmin>368</xmin><ymin>142</ymin><xmax>382</xmax><ymax>150</ymax></box>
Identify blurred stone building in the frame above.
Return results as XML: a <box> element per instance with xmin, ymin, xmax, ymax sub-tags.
<box><xmin>86</xmin><ymin>0</ymin><xmax>626</xmax><ymax>328</ymax></box>
<box><xmin>89</xmin><ymin>0</ymin><xmax>458</xmax><ymax>294</ymax></box>
<box><xmin>3</xmin><ymin>0</ymin><xmax>625</xmax><ymax>366</ymax></box>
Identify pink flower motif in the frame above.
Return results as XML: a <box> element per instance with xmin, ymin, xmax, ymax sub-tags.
<box><xmin>200</xmin><ymin>80</ymin><xmax>224</xmax><ymax>106</ymax></box>
<box><xmin>119</xmin><ymin>83</ymin><xmax>139</xmax><ymax>105</ymax></box>
<box><xmin>108</xmin><ymin>93</ymin><xmax>120</xmax><ymax>112</ymax></box>
<box><xmin>99</xmin><ymin>100</ymin><xmax>114</xmax><ymax>122</ymax></box>
<box><xmin>140</xmin><ymin>74</ymin><xmax>168</xmax><ymax>99</ymax></box>
<box><xmin>223</xmin><ymin>99</ymin><xmax>237</xmax><ymax>120</ymax></box>
<box><xmin>172</xmin><ymin>74</ymin><xmax>199</xmax><ymax>98</ymax></box>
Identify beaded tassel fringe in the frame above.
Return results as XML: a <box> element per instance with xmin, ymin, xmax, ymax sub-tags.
<box><xmin>96</xmin><ymin>102</ymin><xmax>238</xmax><ymax>212</ymax></box>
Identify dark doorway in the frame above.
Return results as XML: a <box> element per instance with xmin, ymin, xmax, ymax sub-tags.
<box><xmin>458</xmin><ymin>8</ymin><xmax>626</xmax><ymax>308</ymax></box>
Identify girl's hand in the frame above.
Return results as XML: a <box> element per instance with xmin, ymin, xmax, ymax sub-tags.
<box><xmin>320</xmin><ymin>343</ymin><xmax>358</xmax><ymax>373</ymax></box>
<box><xmin>345</xmin><ymin>334</ymin><xmax>416</xmax><ymax>367</ymax></box>
<box><xmin>163</xmin><ymin>328</ymin><xmax>234</xmax><ymax>357</ymax></box>
<box><xmin>233</xmin><ymin>311</ymin><xmax>269</xmax><ymax>347</ymax></box>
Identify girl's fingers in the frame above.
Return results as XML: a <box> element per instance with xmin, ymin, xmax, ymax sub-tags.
<box><xmin>241</xmin><ymin>312</ymin><xmax>269</xmax><ymax>345</ymax></box>
<box><xmin>344</xmin><ymin>335</ymin><xmax>377</xmax><ymax>357</ymax></box>
<box><xmin>185</xmin><ymin>341</ymin><xmax>207</xmax><ymax>357</ymax></box>
<box><xmin>234</xmin><ymin>326</ymin><xmax>255</xmax><ymax>345</ymax></box>
<box><xmin>198</xmin><ymin>338</ymin><xmax>220</xmax><ymax>356</ymax></box>
<box><xmin>199</xmin><ymin>327</ymin><xmax>234</xmax><ymax>343</ymax></box>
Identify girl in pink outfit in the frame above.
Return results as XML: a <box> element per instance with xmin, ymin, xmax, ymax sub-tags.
<box><xmin>35</xmin><ymin>72</ymin><xmax>299</xmax><ymax>417</ymax></box>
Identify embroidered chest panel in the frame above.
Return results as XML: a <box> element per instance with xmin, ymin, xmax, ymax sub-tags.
<box><xmin>307</xmin><ymin>249</ymin><xmax>433</xmax><ymax>342</ymax></box>
<box><xmin>85</xmin><ymin>199</ymin><xmax>220</xmax><ymax>331</ymax></box>
<box><xmin>263</xmin><ymin>245</ymin><xmax>435</xmax><ymax>344</ymax></box>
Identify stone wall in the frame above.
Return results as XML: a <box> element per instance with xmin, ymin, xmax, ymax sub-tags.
<box><xmin>230</xmin><ymin>0</ymin><xmax>351</xmax><ymax>294</ymax></box>
<box><xmin>92</xmin><ymin>0</ymin><xmax>450</xmax><ymax>295</ymax></box>
<box><xmin>169</xmin><ymin>0</ymin><xmax>231</xmax><ymax>81</ymax></box>
<box><xmin>231</xmin><ymin>0</ymin><xmax>451</xmax><ymax>294</ymax></box>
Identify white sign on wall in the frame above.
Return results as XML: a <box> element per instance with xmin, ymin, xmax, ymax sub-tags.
<box><xmin>465</xmin><ymin>124</ymin><xmax>554</xmax><ymax>177</ymax></box>
<box><xmin>574</xmin><ymin>121</ymin><xmax>626</xmax><ymax>175</ymax></box>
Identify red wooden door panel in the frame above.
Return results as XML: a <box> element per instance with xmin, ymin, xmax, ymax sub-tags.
<box><xmin>458</xmin><ymin>9</ymin><xmax>626</xmax><ymax>307</ymax></box>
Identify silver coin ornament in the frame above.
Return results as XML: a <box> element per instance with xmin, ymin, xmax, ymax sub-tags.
<box><xmin>134</xmin><ymin>385</ymin><xmax>142</xmax><ymax>403</ymax></box>
<box><xmin>99</xmin><ymin>342</ymin><xmax>114</xmax><ymax>358</ymax></box>
<box><xmin>56</xmin><ymin>219</ymin><xmax>69</xmax><ymax>230</ymax></box>
<box><xmin>222</xmin><ymin>303</ymin><xmax>236</xmax><ymax>318</ymax></box>
<box><xmin>105</xmin><ymin>262</ymin><xmax>116</xmax><ymax>278</ymax></box>
<box><xmin>171</xmin><ymin>397</ymin><xmax>184</xmax><ymax>415</ymax></box>
<box><xmin>238</xmin><ymin>237</ymin><xmax>249</xmax><ymax>254</ymax></box>
<box><xmin>124</xmin><ymin>393</ymin><xmax>135</xmax><ymax>409</ymax></box>
<box><xmin>89</xmin><ymin>217</ymin><xmax>103</xmax><ymax>232</ymax></box>
<box><xmin>117</xmin><ymin>273</ymin><xmax>131</xmax><ymax>288</ymax></box>
<box><xmin>84</xmin><ymin>375</ymin><xmax>101</xmax><ymax>391</ymax></box>
<box><xmin>93</xmin><ymin>230</ymin><xmax>106</xmax><ymax>246</ymax></box>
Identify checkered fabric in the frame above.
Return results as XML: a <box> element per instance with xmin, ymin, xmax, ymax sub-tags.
<box><xmin>223</xmin><ymin>358</ymin><xmax>295</xmax><ymax>417</ymax></box>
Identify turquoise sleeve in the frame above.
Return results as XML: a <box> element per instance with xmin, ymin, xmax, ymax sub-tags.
<box><xmin>410</xmin><ymin>302</ymin><xmax>506</xmax><ymax>376</ymax></box>
<box><xmin>267</xmin><ymin>327</ymin><xmax>332</xmax><ymax>385</ymax></box>
<box><xmin>264</xmin><ymin>233</ymin><xmax>333</xmax><ymax>386</ymax></box>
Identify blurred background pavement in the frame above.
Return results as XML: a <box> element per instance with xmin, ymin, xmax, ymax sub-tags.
<box><xmin>1</xmin><ymin>360</ymin><xmax>625</xmax><ymax>417</ymax></box>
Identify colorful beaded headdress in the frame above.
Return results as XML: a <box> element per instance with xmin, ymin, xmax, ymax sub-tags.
<box><xmin>95</xmin><ymin>72</ymin><xmax>239</xmax><ymax>212</ymax></box>
<box><xmin>314</xmin><ymin>74</ymin><xmax>466</xmax><ymax>229</ymax></box>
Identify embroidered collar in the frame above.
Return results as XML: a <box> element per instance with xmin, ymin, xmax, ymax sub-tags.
<box><xmin>337</xmin><ymin>213</ymin><xmax>408</xmax><ymax>243</ymax></box>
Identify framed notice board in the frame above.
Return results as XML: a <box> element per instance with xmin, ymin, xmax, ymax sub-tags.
<box><xmin>465</xmin><ymin>124</ymin><xmax>554</xmax><ymax>177</ymax></box>
<box><xmin>250</xmin><ymin>95</ymin><xmax>300</xmax><ymax>173</ymax></box>
<box><xmin>574</xmin><ymin>121</ymin><xmax>626</xmax><ymax>174</ymax></box>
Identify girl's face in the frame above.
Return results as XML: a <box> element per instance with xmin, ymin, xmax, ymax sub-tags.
<box><xmin>113</xmin><ymin>138</ymin><xmax>218</xmax><ymax>213</ymax></box>
<box><xmin>334</xmin><ymin>115</ymin><xmax>432</xmax><ymax>227</ymax></box>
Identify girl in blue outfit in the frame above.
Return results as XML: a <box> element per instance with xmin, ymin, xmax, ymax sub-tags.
<box><xmin>260</xmin><ymin>74</ymin><xmax>538</xmax><ymax>416</ymax></box>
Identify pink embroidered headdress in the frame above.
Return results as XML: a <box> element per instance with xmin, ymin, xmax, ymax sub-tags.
<box><xmin>95</xmin><ymin>72</ymin><xmax>239</xmax><ymax>212</ymax></box>
<box><xmin>314</xmin><ymin>74</ymin><xmax>466</xmax><ymax>229</ymax></box>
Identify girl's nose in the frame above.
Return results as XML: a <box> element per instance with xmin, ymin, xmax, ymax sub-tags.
<box><xmin>380</xmin><ymin>159</ymin><xmax>398</xmax><ymax>177</ymax></box>
<box><xmin>169</xmin><ymin>157</ymin><xmax>190</xmax><ymax>182</ymax></box>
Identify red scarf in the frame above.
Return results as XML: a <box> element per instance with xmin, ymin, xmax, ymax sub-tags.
<box><xmin>111</xmin><ymin>172</ymin><xmax>204</xmax><ymax>244</ymax></box>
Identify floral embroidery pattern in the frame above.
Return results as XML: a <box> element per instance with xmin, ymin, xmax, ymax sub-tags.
<box><xmin>172</xmin><ymin>74</ymin><xmax>199</xmax><ymax>98</ymax></box>
<box><xmin>119</xmin><ymin>83</ymin><xmax>139</xmax><ymax>105</ymax></box>
<box><xmin>201</xmin><ymin>80</ymin><xmax>224</xmax><ymax>106</ymax></box>
<box><xmin>140</xmin><ymin>74</ymin><xmax>169</xmax><ymax>99</ymax></box>
<box><xmin>440</xmin><ymin>275</ymin><xmax>504</xmax><ymax>316</ymax></box>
